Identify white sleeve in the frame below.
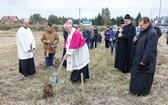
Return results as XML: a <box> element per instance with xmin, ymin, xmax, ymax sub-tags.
<box><xmin>66</xmin><ymin>49</ymin><xmax>75</xmax><ymax>56</ymax></box>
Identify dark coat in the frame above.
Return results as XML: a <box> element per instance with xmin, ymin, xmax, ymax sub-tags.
<box><xmin>131</xmin><ymin>25</ymin><xmax>158</xmax><ymax>73</ymax></box>
<box><xmin>114</xmin><ymin>27</ymin><xmax>127</xmax><ymax>70</ymax></box>
<box><xmin>104</xmin><ymin>30</ymin><xmax>111</xmax><ymax>40</ymax></box>
<box><xmin>115</xmin><ymin>23</ymin><xmax>136</xmax><ymax>73</ymax></box>
<box><xmin>96</xmin><ymin>34</ymin><xmax>102</xmax><ymax>42</ymax></box>
<box><xmin>154</xmin><ymin>26</ymin><xmax>162</xmax><ymax>38</ymax></box>
<box><xmin>82</xmin><ymin>30</ymin><xmax>91</xmax><ymax>41</ymax></box>
<box><xmin>93</xmin><ymin>28</ymin><xmax>98</xmax><ymax>35</ymax></box>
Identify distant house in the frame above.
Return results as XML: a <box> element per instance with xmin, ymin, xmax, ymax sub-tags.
<box><xmin>161</xmin><ymin>16</ymin><xmax>168</xmax><ymax>20</ymax></box>
<box><xmin>160</xmin><ymin>16</ymin><xmax>168</xmax><ymax>25</ymax></box>
<box><xmin>154</xmin><ymin>16</ymin><xmax>168</xmax><ymax>25</ymax></box>
<box><xmin>40</xmin><ymin>20</ymin><xmax>48</xmax><ymax>25</ymax></box>
<box><xmin>81</xmin><ymin>20</ymin><xmax>92</xmax><ymax>25</ymax></box>
<box><xmin>1</xmin><ymin>16</ymin><xmax>19</xmax><ymax>24</ymax></box>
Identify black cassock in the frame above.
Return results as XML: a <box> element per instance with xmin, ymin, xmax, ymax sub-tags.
<box><xmin>70</xmin><ymin>64</ymin><xmax>90</xmax><ymax>83</ymax></box>
<box><xmin>114</xmin><ymin>23</ymin><xmax>136</xmax><ymax>73</ymax></box>
<box><xmin>19</xmin><ymin>57</ymin><xmax>36</xmax><ymax>77</ymax></box>
<box><xmin>129</xmin><ymin>25</ymin><xmax>158</xmax><ymax>96</ymax></box>
<box><xmin>114</xmin><ymin>27</ymin><xmax>127</xmax><ymax>71</ymax></box>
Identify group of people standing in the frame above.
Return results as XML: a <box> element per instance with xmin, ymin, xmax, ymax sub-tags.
<box><xmin>113</xmin><ymin>14</ymin><xmax>159</xmax><ymax>96</ymax></box>
<box><xmin>101</xmin><ymin>14</ymin><xmax>160</xmax><ymax>96</ymax></box>
<box><xmin>16</xmin><ymin>14</ymin><xmax>160</xmax><ymax>96</ymax></box>
<box><xmin>16</xmin><ymin>19</ymin><xmax>60</xmax><ymax>77</ymax></box>
<box><xmin>16</xmin><ymin>19</ymin><xmax>90</xmax><ymax>84</ymax></box>
<box><xmin>82</xmin><ymin>25</ymin><xmax>102</xmax><ymax>49</ymax></box>
<box><xmin>104</xmin><ymin>25</ymin><xmax>118</xmax><ymax>54</ymax></box>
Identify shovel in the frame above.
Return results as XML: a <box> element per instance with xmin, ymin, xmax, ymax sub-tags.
<box><xmin>50</xmin><ymin>60</ymin><xmax>64</xmax><ymax>84</ymax></box>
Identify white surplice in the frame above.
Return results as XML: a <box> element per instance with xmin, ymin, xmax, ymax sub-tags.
<box><xmin>66</xmin><ymin>28</ymin><xmax>90</xmax><ymax>71</ymax></box>
<box><xmin>16</xmin><ymin>26</ymin><xmax>36</xmax><ymax>60</ymax></box>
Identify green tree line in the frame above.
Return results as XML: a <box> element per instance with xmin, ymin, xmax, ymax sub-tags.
<box><xmin>29</xmin><ymin>7</ymin><xmax>142</xmax><ymax>26</ymax></box>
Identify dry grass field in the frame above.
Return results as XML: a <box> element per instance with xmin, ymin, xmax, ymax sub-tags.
<box><xmin>0</xmin><ymin>29</ymin><xmax>168</xmax><ymax>105</ymax></box>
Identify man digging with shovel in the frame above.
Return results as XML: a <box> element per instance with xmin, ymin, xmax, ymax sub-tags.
<box><xmin>62</xmin><ymin>21</ymin><xmax>90</xmax><ymax>84</ymax></box>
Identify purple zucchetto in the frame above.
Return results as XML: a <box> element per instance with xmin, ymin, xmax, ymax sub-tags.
<box><xmin>63</xmin><ymin>21</ymin><xmax>72</xmax><ymax>27</ymax></box>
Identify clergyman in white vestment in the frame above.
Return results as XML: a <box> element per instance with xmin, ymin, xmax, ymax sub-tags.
<box><xmin>63</xmin><ymin>21</ymin><xmax>90</xmax><ymax>83</ymax></box>
<box><xmin>16</xmin><ymin>19</ymin><xmax>36</xmax><ymax>77</ymax></box>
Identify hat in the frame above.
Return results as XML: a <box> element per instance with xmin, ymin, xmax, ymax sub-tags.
<box><xmin>120</xmin><ymin>19</ymin><xmax>124</xmax><ymax>24</ymax></box>
<box><xmin>47</xmin><ymin>23</ymin><xmax>52</xmax><ymax>26</ymax></box>
<box><xmin>124</xmin><ymin>14</ymin><xmax>131</xmax><ymax>19</ymax></box>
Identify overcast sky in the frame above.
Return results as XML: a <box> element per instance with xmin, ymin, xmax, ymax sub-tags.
<box><xmin>0</xmin><ymin>0</ymin><xmax>167</xmax><ymax>20</ymax></box>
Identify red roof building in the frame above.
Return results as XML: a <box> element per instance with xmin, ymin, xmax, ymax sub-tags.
<box><xmin>1</xmin><ymin>16</ymin><xmax>19</xmax><ymax>24</ymax></box>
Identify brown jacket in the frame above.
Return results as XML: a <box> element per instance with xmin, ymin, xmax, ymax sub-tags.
<box><xmin>41</xmin><ymin>30</ymin><xmax>59</xmax><ymax>53</ymax></box>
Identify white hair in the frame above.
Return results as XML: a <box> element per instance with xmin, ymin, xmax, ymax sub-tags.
<box><xmin>23</xmin><ymin>18</ymin><xmax>29</xmax><ymax>23</ymax></box>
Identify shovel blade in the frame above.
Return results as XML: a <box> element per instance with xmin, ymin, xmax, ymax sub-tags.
<box><xmin>50</xmin><ymin>73</ymin><xmax>58</xmax><ymax>84</ymax></box>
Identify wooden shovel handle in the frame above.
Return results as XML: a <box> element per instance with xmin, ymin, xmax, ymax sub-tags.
<box><xmin>81</xmin><ymin>73</ymin><xmax>85</xmax><ymax>96</ymax></box>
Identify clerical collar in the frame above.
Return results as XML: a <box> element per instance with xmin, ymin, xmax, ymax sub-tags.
<box><xmin>22</xmin><ymin>26</ymin><xmax>27</xmax><ymax>29</ymax></box>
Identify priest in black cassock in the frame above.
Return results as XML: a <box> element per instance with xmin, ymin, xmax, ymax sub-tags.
<box><xmin>129</xmin><ymin>17</ymin><xmax>158</xmax><ymax>96</ymax></box>
<box><xmin>114</xmin><ymin>19</ymin><xmax>126</xmax><ymax>69</ymax></box>
<box><xmin>115</xmin><ymin>14</ymin><xmax>136</xmax><ymax>73</ymax></box>
<box><xmin>16</xmin><ymin>19</ymin><xmax>36</xmax><ymax>77</ymax></box>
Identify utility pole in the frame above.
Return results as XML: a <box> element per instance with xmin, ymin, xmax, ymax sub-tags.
<box><xmin>159</xmin><ymin>0</ymin><xmax>162</xmax><ymax>25</ymax></box>
<box><xmin>76</xmin><ymin>8</ymin><xmax>83</xmax><ymax>25</ymax></box>
<box><xmin>151</xmin><ymin>8</ymin><xmax>157</xmax><ymax>22</ymax></box>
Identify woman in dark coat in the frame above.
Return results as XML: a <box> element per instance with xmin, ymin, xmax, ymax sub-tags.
<box><xmin>104</xmin><ymin>26</ymin><xmax>111</xmax><ymax>48</ymax></box>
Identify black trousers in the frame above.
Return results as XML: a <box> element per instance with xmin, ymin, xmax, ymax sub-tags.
<box><xmin>90</xmin><ymin>39</ymin><xmax>97</xmax><ymax>49</ymax></box>
<box><xmin>105</xmin><ymin>40</ymin><xmax>110</xmax><ymax>48</ymax></box>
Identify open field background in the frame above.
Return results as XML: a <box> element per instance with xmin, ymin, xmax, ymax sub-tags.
<box><xmin>0</xmin><ymin>29</ymin><xmax>168</xmax><ymax>105</ymax></box>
